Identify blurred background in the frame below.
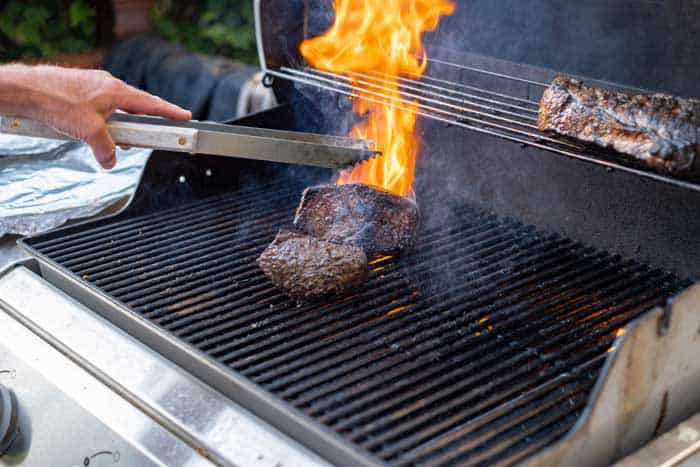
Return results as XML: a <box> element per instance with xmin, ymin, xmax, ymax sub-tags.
<box><xmin>0</xmin><ymin>0</ymin><xmax>273</xmax><ymax>122</ymax></box>
<box><xmin>0</xmin><ymin>0</ymin><xmax>256</xmax><ymax>64</ymax></box>
<box><xmin>0</xmin><ymin>0</ymin><xmax>277</xmax><ymax>252</ymax></box>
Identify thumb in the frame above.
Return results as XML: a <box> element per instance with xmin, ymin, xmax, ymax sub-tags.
<box><xmin>82</xmin><ymin>116</ymin><xmax>117</xmax><ymax>169</ymax></box>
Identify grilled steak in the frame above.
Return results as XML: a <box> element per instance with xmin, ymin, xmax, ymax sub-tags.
<box><xmin>293</xmin><ymin>184</ymin><xmax>419</xmax><ymax>255</ymax></box>
<box><xmin>538</xmin><ymin>76</ymin><xmax>700</xmax><ymax>174</ymax></box>
<box><xmin>257</xmin><ymin>230</ymin><xmax>368</xmax><ymax>301</ymax></box>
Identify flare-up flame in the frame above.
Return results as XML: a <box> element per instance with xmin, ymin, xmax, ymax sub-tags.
<box><xmin>300</xmin><ymin>0</ymin><xmax>454</xmax><ymax>197</ymax></box>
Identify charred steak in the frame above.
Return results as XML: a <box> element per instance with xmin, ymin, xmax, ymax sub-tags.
<box><xmin>293</xmin><ymin>184</ymin><xmax>419</xmax><ymax>255</ymax></box>
<box><xmin>257</xmin><ymin>230</ymin><xmax>368</xmax><ymax>301</ymax></box>
<box><xmin>538</xmin><ymin>76</ymin><xmax>700</xmax><ymax>174</ymax></box>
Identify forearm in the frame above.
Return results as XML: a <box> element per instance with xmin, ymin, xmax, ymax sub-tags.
<box><xmin>0</xmin><ymin>64</ymin><xmax>56</xmax><ymax>120</ymax></box>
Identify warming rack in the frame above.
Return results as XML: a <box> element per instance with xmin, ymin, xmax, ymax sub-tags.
<box><xmin>265</xmin><ymin>58</ymin><xmax>700</xmax><ymax>193</ymax></box>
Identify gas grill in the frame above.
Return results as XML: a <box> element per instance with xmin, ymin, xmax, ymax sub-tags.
<box><xmin>2</xmin><ymin>1</ymin><xmax>700</xmax><ymax>466</ymax></box>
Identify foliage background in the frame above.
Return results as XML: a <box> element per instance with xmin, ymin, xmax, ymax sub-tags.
<box><xmin>0</xmin><ymin>0</ymin><xmax>97</xmax><ymax>61</ymax></box>
<box><xmin>152</xmin><ymin>0</ymin><xmax>258</xmax><ymax>64</ymax></box>
<box><xmin>0</xmin><ymin>0</ymin><xmax>258</xmax><ymax>64</ymax></box>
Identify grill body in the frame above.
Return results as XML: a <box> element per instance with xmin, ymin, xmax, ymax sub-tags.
<box><xmin>18</xmin><ymin>1</ymin><xmax>700</xmax><ymax>465</ymax></box>
<box><xmin>21</xmin><ymin>145</ymin><xmax>689</xmax><ymax>466</ymax></box>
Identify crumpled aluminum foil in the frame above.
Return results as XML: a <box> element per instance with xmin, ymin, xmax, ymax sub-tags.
<box><xmin>0</xmin><ymin>134</ymin><xmax>150</xmax><ymax>237</ymax></box>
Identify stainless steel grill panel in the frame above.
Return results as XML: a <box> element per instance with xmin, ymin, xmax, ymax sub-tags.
<box><xmin>22</xmin><ymin>180</ymin><xmax>688</xmax><ymax>466</ymax></box>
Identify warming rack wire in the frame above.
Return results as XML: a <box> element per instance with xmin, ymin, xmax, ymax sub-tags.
<box><xmin>265</xmin><ymin>58</ymin><xmax>700</xmax><ymax>193</ymax></box>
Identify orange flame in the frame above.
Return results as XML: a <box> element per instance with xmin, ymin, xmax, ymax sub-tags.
<box><xmin>300</xmin><ymin>0</ymin><xmax>454</xmax><ymax>197</ymax></box>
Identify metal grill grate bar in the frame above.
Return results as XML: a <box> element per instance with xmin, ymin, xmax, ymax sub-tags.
<box><xmin>157</xmin><ymin>207</ymin><xmax>501</xmax><ymax>333</ymax></box>
<box><xmin>114</xmin><ymin>227</ymin><xmax>285</xmax><ymax>302</ymax></box>
<box><xmin>425</xmin><ymin>57</ymin><xmax>550</xmax><ymax>87</ymax></box>
<box><xmin>23</xmin><ymin>182</ymin><xmax>689</xmax><ymax>467</ymax></box>
<box><xmin>399</xmin><ymin>383</ymin><xmax>591</xmax><ymax>466</ymax></box>
<box><xmin>34</xmin><ymin>180</ymin><xmax>290</xmax><ymax>255</ymax></box>
<box><xmin>370</xmin><ymin>69</ymin><xmax>540</xmax><ymax>110</ymax></box>
<box><xmin>265</xmin><ymin>251</ymin><xmax>603</xmax><ymax>397</ymax></box>
<box><xmin>187</xmin><ymin>224</ymin><xmax>548</xmax><ymax>355</ymax></box>
<box><xmin>393</xmin><ymin>356</ymin><xmax>604</xmax><ymax>466</ymax></box>
<box><xmin>91</xmin><ymin>217</ymin><xmax>284</xmax><ymax>289</ymax></box>
<box><xmin>426</xmin><ymin>396</ymin><xmax>587</xmax><ymax>467</ymax></box>
<box><xmin>226</xmin><ymin>239</ymin><xmax>576</xmax><ymax>378</ymax></box>
<box><xmin>165</xmin><ymin>214</ymin><xmax>506</xmax><ymax>338</ymax></box>
<box><xmin>281</xmin><ymin>67</ymin><xmax>576</xmax><ymax>148</ymax></box>
<box><xmin>68</xmin><ymin>191</ymin><xmax>297</xmax><ymax>274</ymax></box>
<box><xmin>363</xmin><ymin>281</ymin><xmax>670</xmax><ymax>458</ymax></box>
<box><xmin>312</xmin><ymin>263</ymin><xmax>653</xmax><ymax>426</ymax></box>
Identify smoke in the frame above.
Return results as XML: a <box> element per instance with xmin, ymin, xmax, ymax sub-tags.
<box><xmin>306</xmin><ymin>0</ymin><xmax>336</xmax><ymax>37</ymax></box>
<box><xmin>292</xmin><ymin>81</ymin><xmax>356</xmax><ymax>136</ymax></box>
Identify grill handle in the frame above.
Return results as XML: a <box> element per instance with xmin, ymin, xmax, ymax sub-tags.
<box><xmin>0</xmin><ymin>116</ymin><xmax>198</xmax><ymax>153</ymax></box>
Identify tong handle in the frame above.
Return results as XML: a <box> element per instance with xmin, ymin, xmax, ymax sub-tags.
<box><xmin>0</xmin><ymin>116</ymin><xmax>199</xmax><ymax>152</ymax></box>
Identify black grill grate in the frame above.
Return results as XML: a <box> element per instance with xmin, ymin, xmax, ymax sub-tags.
<box><xmin>24</xmin><ymin>180</ymin><xmax>689</xmax><ymax>466</ymax></box>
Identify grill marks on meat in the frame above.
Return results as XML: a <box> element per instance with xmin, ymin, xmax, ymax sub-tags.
<box><xmin>538</xmin><ymin>76</ymin><xmax>700</xmax><ymax>174</ymax></box>
<box><xmin>293</xmin><ymin>184</ymin><xmax>419</xmax><ymax>255</ymax></box>
<box><xmin>257</xmin><ymin>184</ymin><xmax>419</xmax><ymax>301</ymax></box>
<box><xmin>257</xmin><ymin>230</ymin><xmax>368</xmax><ymax>301</ymax></box>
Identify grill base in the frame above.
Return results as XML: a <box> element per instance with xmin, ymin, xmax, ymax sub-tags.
<box><xmin>21</xmin><ymin>179</ymin><xmax>689</xmax><ymax>466</ymax></box>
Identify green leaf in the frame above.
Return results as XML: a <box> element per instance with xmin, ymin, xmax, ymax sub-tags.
<box><xmin>156</xmin><ymin>19</ymin><xmax>179</xmax><ymax>40</ymax></box>
<box><xmin>0</xmin><ymin>0</ymin><xmax>257</xmax><ymax>63</ymax></box>
<box><xmin>58</xmin><ymin>36</ymin><xmax>89</xmax><ymax>54</ymax></box>
<box><xmin>202</xmin><ymin>24</ymin><xmax>228</xmax><ymax>44</ymax></box>
<box><xmin>200</xmin><ymin>11</ymin><xmax>218</xmax><ymax>24</ymax></box>
<box><xmin>15</xmin><ymin>21</ymin><xmax>42</xmax><ymax>47</ymax></box>
<box><xmin>0</xmin><ymin>0</ymin><xmax>98</xmax><ymax>61</ymax></box>
<box><xmin>37</xmin><ymin>42</ymin><xmax>60</xmax><ymax>57</ymax></box>
<box><xmin>150</xmin><ymin>0</ymin><xmax>259</xmax><ymax>64</ymax></box>
<box><xmin>23</xmin><ymin>6</ymin><xmax>52</xmax><ymax>26</ymax></box>
<box><xmin>69</xmin><ymin>0</ymin><xmax>95</xmax><ymax>27</ymax></box>
<box><xmin>0</xmin><ymin>3</ymin><xmax>24</xmax><ymax>38</ymax></box>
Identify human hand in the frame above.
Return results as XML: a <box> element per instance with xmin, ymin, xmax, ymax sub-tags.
<box><xmin>1</xmin><ymin>65</ymin><xmax>191</xmax><ymax>169</ymax></box>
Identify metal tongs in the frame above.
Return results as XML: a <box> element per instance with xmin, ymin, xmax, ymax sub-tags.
<box><xmin>0</xmin><ymin>113</ymin><xmax>378</xmax><ymax>169</ymax></box>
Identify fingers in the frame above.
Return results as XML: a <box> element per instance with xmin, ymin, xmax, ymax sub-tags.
<box><xmin>83</xmin><ymin>116</ymin><xmax>117</xmax><ymax>169</ymax></box>
<box><xmin>115</xmin><ymin>85</ymin><xmax>192</xmax><ymax>121</ymax></box>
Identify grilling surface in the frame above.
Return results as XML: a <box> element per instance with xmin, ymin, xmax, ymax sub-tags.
<box><xmin>24</xmin><ymin>180</ymin><xmax>688</xmax><ymax>466</ymax></box>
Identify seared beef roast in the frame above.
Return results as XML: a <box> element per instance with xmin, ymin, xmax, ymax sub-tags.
<box><xmin>538</xmin><ymin>76</ymin><xmax>700</xmax><ymax>174</ymax></box>
<box><xmin>293</xmin><ymin>184</ymin><xmax>419</xmax><ymax>255</ymax></box>
<box><xmin>257</xmin><ymin>230</ymin><xmax>368</xmax><ymax>301</ymax></box>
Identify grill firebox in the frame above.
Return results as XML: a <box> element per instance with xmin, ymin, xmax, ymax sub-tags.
<box><xmin>22</xmin><ymin>177</ymin><xmax>687</xmax><ymax>466</ymax></box>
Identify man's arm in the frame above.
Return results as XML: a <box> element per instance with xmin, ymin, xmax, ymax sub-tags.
<box><xmin>0</xmin><ymin>64</ymin><xmax>191</xmax><ymax>169</ymax></box>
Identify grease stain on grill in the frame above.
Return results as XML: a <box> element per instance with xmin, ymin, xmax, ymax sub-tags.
<box><xmin>24</xmin><ymin>181</ymin><xmax>689</xmax><ymax>467</ymax></box>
